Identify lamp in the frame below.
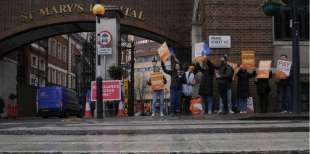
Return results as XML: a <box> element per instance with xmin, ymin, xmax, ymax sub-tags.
<box><xmin>92</xmin><ymin>4</ymin><xmax>106</xmax><ymax>16</ymax></box>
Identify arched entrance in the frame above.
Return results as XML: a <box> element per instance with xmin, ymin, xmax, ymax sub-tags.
<box><xmin>0</xmin><ymin>0</ymin><xmax>193</xmax><ymax>60</ymax></box>
<box><xmin>0</xmin><ymin>0</ymin><xmax>194</xmax><ymax>117</ymax></box>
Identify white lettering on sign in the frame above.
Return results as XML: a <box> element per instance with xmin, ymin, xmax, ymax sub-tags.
<box><xmin>209</xmin><ymin>35</ymin><xmax>231</xmax><ymax>48</ymax></box>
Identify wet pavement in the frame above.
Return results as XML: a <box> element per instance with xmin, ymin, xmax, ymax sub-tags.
<box><xmin>0</xmin><ymin>113</ymin><xmax>309</xmax><ymax>153</ymax></box>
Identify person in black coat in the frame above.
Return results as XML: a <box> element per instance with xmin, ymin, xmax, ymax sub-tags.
<box><xmin>216</xmin><ymin>55</ymin><xmax>234</xmax><ymax>114</ymax></box>
<box><xmin>277</xmin><ymin>54</ymin><xmax>294</xmax><ymax>113</ymax></box>
<box><xmin>161</xmin><ymin>61</ymin><xmax>184</xmax><ymax>115</ymax></box>
<box><xmin>236</xmin><ymin>65</ymin><xmax>256</xmax><ymax>114</ymax></box>
<box><xmin>199</xmin><ymin>59</ymin><xmax>215</xmax><ymax>114</ymax></box>
<box><xmin>255</xmin><ymin>70</ymin><xmax>272</xmax><ymax>113</ymax></box>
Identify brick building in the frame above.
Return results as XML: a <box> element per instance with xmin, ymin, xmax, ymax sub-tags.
<box><xmin>0</xmin><ymin>33</ymin><xmax>86</xmax><ymax>116</ymax></box>
<box><xmin>192</xmin><ymin>0</ymin><xmax>309</xmax><ymax>112</ymax></box>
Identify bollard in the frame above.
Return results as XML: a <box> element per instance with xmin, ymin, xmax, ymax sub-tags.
<box><xmin>96</xmin><ymin>77</ymin><xmax>103</xmax><ymax>119</ymax></box>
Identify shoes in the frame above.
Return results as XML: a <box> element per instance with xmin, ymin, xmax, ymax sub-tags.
<box><xmin>208</xmin><ymin>111</ymin><xmax>212</xmax><ymax>115</ymax></box>
<box><xmin>229</xmin><ymin>110</ymin><xmax>235</xmax><ymax>114</ymax></box>
<box><xmin>160</xmin><ymin>112</ymin><xmax>164</xmax><ymax>117</ymax></box>
<box><xmin>151</xmin><ymin>113</ymin><xmax>155</xmax><ymax>117</ymax></box>
<box><xmin>169</xmin><ymin>113</ymin><xmax>176</xmax><ymax>117</ymax></box>
<box><xmin>281</xmin><ymin>110</ymin><xmax>288</xmax><ymax>113</ymax></box>
<box><xmin>218</xmin><ymin>110</ymin><xmax>223</xmax><ymax>114</ymax></box>
<box><xmin>240</xmin><ymin>111</ymin><xmax>247</xmax><ymax>114</ymax></box>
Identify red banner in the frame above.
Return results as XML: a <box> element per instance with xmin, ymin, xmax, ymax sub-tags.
<box><xmin>91</xmin><ymin>80</ymin><xmax>121</xmax><ymax>101</ymax></box>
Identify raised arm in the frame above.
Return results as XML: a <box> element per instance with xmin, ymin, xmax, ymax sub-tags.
<box><xmin>207</xmin><ymin>59</ymin><xmax>219</xmax><ymax>69</ymax></box>
<box><xmin>161</xmin><ymin>61</ymin><xmax>172</xmax><ymax>75</ymax></box>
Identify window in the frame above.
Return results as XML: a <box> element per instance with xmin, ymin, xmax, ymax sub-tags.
<box><xmin>57</xmin><ymin>42</ymin><xmax>62</xmax><ymax>60</ymax></box>
<box><xmin>62</xmin><ymin>73</ymin><xmax>67</xmax><ymax>86</ymax></box>
<box><xmin>63</xmin><ymin>46</ymin><xmax>67</xmax><ymax>63</ymax></box>
<box><xmin>30</xmin><ymin>54</ymin><xmax>38</xmax><ymax>68</ymax></box>
<box><xmin>71</xmin><ymin>48</ymin><xmax>75</xmax><ymax>66</ymax></box>
<box><xmin>71</xmin><ymin>77</ymin><xmax>76</xmax><ymax>89</ymax></box>
<box><xmin>39</xmin><ymin>79</ymin><xmax>45</xmax><ymax>86</ymax></box>
<box><xmin>48</xmin><ymin>67</ymin><xmax>51</xmax><ymax>82</ymax></box>
<box><xmin>52</xmin><ymin>69</ymin><xmax>56</xmax><ymax>84</ymax></box>
<box><xmin>39</xmin><ymin>57</ymin><xmax>45</xmax><ymax>71</ymax></box>
<box><xmin>68</xmin><ymin>75</ymin><xmax>71</xmax><ymax>88</ymax></box>
<box><xmin>52</xmin><ymin>39</ymin><xmax>57</xmax><ymax>57</ymax></box>
<box><xmin>56</xmin><ymin>71</ymin><xmax>62</xmax><ymax>85</ymax></box>
<box><xmin>29</xmin><ymin>74</ymin><xmax>38</xmax><ymax>86</ymax></box>
<box><xmin>274</xmin><ymin>0</ymin><xmax>309</xmax><ymax>41</ymax></box>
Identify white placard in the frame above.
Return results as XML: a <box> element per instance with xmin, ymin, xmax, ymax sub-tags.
<box><xmin>209</xmin><ymin>35</ymin><xmax>231</xmax><ymax>48</ymax></box>
<box><xmin>194</xmin><ymin>42</ymin><xmax>204</xmax><ymax>58</ymax></box>
<box><xmin>276</xmin><ymin>60</ymin><xmax>292</xmax><ymax>76</ymax></box>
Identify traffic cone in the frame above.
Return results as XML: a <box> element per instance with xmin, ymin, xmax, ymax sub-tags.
<box><xmin>117</xmin><ymin>101</ymin><xmax>124</xmax><ymax>117</ymax></box>
<box><xmin>84</xmin><ymin>102</ymin><xmax>92</xmax><ymax>118</ymax></box>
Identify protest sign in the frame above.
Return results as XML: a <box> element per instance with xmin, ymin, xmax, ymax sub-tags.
<box><xmin>275</xmin><ymin>60</ymin><xmax>292</xmax><ymax>79</ymax></box>
<box><xmin>241</xmin><ymin>50</ymin><xmax>255</xmax><ymax>70</ymax></box>
<box><xmin>257</xmin><ymin>60</ymin><xmax>272</xmax><ymax>79</ymax></box>
<box><xmin>157</xmin><ymin>42</ymin><xmax>170</xmax><ymax>62</ymax></box>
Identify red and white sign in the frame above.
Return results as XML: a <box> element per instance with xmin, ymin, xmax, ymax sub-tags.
<box><xmin>91</xmin><ymin>80</ymin><xmax>121</xmax><ymax>101</ymax></box>
<box><xmin>276</xmin><ymin>60</ymin><xmax>292</xmax><ymax>76</ymax></box>
<box><xmin>97</xmin><ymin>31</ymin><xmax>112</xmax><ymax>47</ymax></box>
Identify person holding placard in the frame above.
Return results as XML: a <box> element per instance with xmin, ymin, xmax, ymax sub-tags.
<box><xmin>148</xmin><ymin>58</ymin><xmax>167</xmax><ymax>117</ymax></box>
<box><xmin>182</xmin><ymin>64</ymin><xmax>195</xmax><ymax>115</ymax></box>
<box><xmin>199</xmin><ymin>58</ymin><xmax>216</xmax><ymax>115</ymax></box>
<box><xmin>255</xmin><ymin>60</ymin><xmax>273</xmax><ymax>113</ymax></box>
<box><xmin>276</xmin><ymin>54</ymin><xmax>293</xmax><ymax>113</ymax></box>
<box><xmin>236</xmin><ymin>65</ymin><xmax>256</xmax><ymax>114</ymax></box>
<box><xmin>161</xmin><ymin>60</ymin><xmax>184</xmax><ymax>116</ymax></box>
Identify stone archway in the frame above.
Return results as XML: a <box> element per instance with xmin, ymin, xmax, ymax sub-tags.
<box><xmin>0</xmin><ymin>0</ymin><xmax>193</xmax><ymax>59</ymax></box>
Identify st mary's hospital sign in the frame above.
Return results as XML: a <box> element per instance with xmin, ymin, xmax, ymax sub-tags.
<box><xmin>20</xmin><ymin>3</ymin><xmax>145</xmax><ymax>24</ymax></box>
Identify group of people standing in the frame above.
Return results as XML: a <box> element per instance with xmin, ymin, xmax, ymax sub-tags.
<box><xmin>148</xmin><ymin>54</ymin><xmax>294</xmax><ymax>117</ymax></box>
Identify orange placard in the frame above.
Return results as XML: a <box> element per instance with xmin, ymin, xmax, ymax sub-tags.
<box><xmin>275</xmin><ymin>70</ymin><xmax>287</xmax><ymax>79</ymax></box>
<box><xmin>157</xmin><ymin>42</ymin><xmax>170</xmax><ymax>62</ymax></box>
<box><xmin>150</xmin><ymin>72</ymin><xmax>165</xmax><ymax>91</ymax></box>
<box><xmin>257</xmin><ymin>60</ymin><xmax>272</xmax><ymax>79</ymax></box>
<box><xmin>241</xmin><ymin>50</ymin><xmax>255</xmax><ymax>70</ymax></box>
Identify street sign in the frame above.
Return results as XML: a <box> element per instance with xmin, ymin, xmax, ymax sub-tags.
<box><xmin>97</xmin><ymin>31</ymin><xmax>113</xmax><ymax>55</ymax></box>
<box><xmin>91</xmin><ymin>80</ymin><xmax>121</xmax><ymax>101</ymax></box>
<box><xmin>209</xmin><ymin>35</ymin><xmax>231</xmax><ymax>48</ymax></box>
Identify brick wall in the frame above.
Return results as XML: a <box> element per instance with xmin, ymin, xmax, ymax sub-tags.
<box><xmin>202</xmin><ymin>0</ymin><xmax>274</xmax><ymax>112</ymax></box>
